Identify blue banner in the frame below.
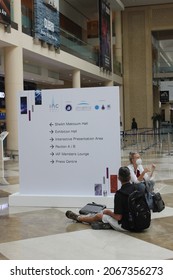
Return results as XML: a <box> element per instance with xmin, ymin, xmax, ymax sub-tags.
<box><xmin>34</xmin><ymin>0</ymin><xmax>60</xmax><ymax>48</ymax></box>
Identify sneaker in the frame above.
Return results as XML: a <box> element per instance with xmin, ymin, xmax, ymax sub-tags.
<box><xmin>91</xmin><ymin>221</ymin><xmax>112</xmax><ymax>230</ymax></box>
<box><xmin>65</xmin><ymin>210</ymin><xmax>80</xmax><ymax>221</ymax></box>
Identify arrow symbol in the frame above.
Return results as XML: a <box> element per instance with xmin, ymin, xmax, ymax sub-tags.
<box><xmin>49</xmin><ymin>130</ymin><xmax>54</xmax><ymax>134</ymax></box>
<box><xmin>50</xmin><ymin>137</ymin><xmax>54</xmax><ymax>142</ymax></box>
<box><xmin>50</xmin><ymin>152</ymin><xmax>54</xmax><ymax>156</ymax></box>
<box><xmin>49</xmin><ymin>122</ymin><xmax>54</xmax><ymax>127</ymax></box>
<box><xmin>50</xmin><ymin>144</ymin><xmax>54</xmax><ymax>149</ymax></box>
<box><xmin>50</xmin><ymin>160</ymin><xmax>54</xmax><ymax>164</ymax></box>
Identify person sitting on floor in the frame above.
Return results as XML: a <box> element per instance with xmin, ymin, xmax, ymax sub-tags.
<box><xmin>128</xmin><ymin>151</ymin><xmax>156</xmax><ymax>192</ymax></box>
<box><xmin>65</xmin><ymin>166</ymin><xmax>139</xmax><ymax>231</ymax></box>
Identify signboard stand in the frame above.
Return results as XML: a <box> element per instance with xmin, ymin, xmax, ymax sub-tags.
<box><xmin>9</xmin><ymin>87</ymin><xmax>120</xmax><ymax>207</ymax></box>
<box><xmin>0</xmin><ymin>131</ymin><xmax>10</xmax><ymax>185</ymax></box>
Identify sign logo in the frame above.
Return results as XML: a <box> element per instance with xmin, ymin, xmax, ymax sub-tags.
<box><xmin>76</xmin><ymin>101</ymin><xmax>91</xmax><ymax>111</ymax></box>
<box><xmin>49</xmin><ymin>96</ymin><xmax>59</xmax><ymax>111</ymax></box>
<box><xmin>65</xmin><ymin>104</ymin><xmax>72</xmax><ymax>111</ymax></box>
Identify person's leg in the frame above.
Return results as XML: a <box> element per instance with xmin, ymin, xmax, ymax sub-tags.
<box><xmin>66</xmin><ymin>210</ymin><xmax>102</xmax><ymax>224</ymax></box>
<box><xmin>78</xmin><ymin>213</ymin><xmax>102</xmax><ymax>223</ymax></box>
<box><xmin>102</xmin><ymin>214</ymin><xmax>126</xmax><ymax>231</ymax></box>
<box><xmin>147</xmin><ymin>180</ymin><xmax>155</xmax><ymax>192</ymax></box>
<box><xmin>136</xmin><ymin>182</ymin><xmax>146</xmax><ymax>193</ymax></box>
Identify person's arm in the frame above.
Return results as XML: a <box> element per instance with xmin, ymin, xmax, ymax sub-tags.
<box><xmin>137</xmin><ymin>165</ymin><xmax>151</xmax><ymax>181</ymax></box>
<box><xmin>103</xmin><ymin>209</ymin><xmax>122</xmax><ymax>221</ymax></box>
<box><xmin>138</xmin><ymin>164</ymin><xmax>156</xmax><ymax>181</ymax></box>
<box><xmin>150</xmin><ymin>164</ymin><xmax>156</xmax><ymax>178</ymax></box>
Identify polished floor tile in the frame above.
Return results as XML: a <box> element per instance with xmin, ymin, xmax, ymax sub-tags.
<box><xmin>0</xmin><ymin>147</ymin><xmax>173</xmax><ymax>260</ymax></box>
<box><xmin>0</xmin><ymin>229</ymin><xmax>173</xmax><ymax>260</ymax></box>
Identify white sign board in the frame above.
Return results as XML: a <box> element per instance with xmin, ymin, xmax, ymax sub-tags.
<box><xmin>18</xmin><ymin>87</ymin><xmax>120</xmax><ymax>201</ymax></box>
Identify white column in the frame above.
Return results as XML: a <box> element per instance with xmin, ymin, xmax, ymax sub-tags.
<box><xmin>13</xmin><ymin>0</ymin><xmax>22</xmax><ymax>32</ymax></box>
<box><xmin>72</xmin><ymin>70</ymin><xmax>81</xmax><ymax>88</ymax></box>
<box><xmin>110</xmin><ymin>10</ymin><xmax>113</xmax><ymax>73</ymax></box>
<box><xmin>115</xmin><ymin>11</ymin><xmax>122</xmax><ymax>65</ymax></box>
<box><xmin>115</xmin><ymin>12</ymin><xmax>123</xmax><ymax>127</ymax></box>
<box><xmin>4</xmin><ymin>46</ymin><xmax>23</xmax><ymax>151</ymax></box>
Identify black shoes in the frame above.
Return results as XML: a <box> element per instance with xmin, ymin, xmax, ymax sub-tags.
<box><xmin>66</xmin><ymin>210</ymin><xmax>80</xmax><ymax>221</ymax></box>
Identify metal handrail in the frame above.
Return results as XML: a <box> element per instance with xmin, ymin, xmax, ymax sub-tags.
<box><xmin>121</xmin><ymin>128</ymin><xmax>173</xmax><ymax>155</ymax></box>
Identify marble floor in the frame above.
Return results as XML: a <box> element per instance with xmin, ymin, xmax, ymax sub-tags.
<box><xmin>0</xmin><ymin>147</ymin><xmax>173</xmax><ymax>260</ymax></box>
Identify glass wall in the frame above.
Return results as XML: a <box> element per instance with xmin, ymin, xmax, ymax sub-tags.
<box><xmin>152</xmin><ymin>30</ymin><xmax>173</xmax><ymax>75</ymax></box>
<box><xmin>21</xmin><ymin>0</ymin><xmax>33</xmax><ymax>35</ymax></box>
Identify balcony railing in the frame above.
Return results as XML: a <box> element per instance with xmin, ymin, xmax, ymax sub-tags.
<box><xmin>60</xmin><ymin>28</ymin><xmax>98</xmax><ymax>65</ymax></box>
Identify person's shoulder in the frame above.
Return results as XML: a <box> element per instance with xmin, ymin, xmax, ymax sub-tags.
<box><xmin>127</xmin><ymin>164</ymin><xmax>134</xmax><ymax>171</ymax></box>
<box><xmin>118</xmin><ymin>182</ymin><xmax>135</xmax><ymax>195</ymax></box>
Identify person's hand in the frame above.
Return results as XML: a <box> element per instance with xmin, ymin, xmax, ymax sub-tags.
<box><xmin>103</xmin><ymin>209</ymin><xmax>109</xmax><ymax>214</ymax></box>
<box><xmin>103</xmin><ymin>209</ymin><xmax>112</xmax><ymax>215</ymax></box>
<box><xmin>151</xmin><ymin>164</ymin><xmax>156</xmax><ymax>170</ymax></box>
<box><xmin>143</xmin><ymin>167</ymin><xmax>150</xmax><ymax>174</ymax></box>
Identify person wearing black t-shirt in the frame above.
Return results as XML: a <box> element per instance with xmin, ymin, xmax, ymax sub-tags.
<box><xmin>65</xmin><ymin>166</ymin><xmax>138</xmax><ymax>231</ymax></box>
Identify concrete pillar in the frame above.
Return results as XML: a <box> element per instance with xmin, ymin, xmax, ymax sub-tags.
<box><xmin>13</xmin><ymin>0</ymin><xmax>22</xmax><ymax>32</ymax></box>
<box><xmin>4</xmin><ymin>46</ymin><xmax>23</xmax><ymax>151</ymax></box>
<box><xmin>114</xmin><ymin>12</ymin><xmax>123</xmax><ymax>129</ymax></box>
<box><xmin>115</xmin><ymin>11</ymin><xmax>122</xmax><ymax>65</ymax></box>
<box><xmin>122</xmin><ymin>8</ymin><xmax>153</xmax><ymax>130</ymax></box>
<box><xmin>110</xmin><ymin>10</ymin><xmax>113</xmax><ymax>73</ymax></box>
<box><xmin>72</xmin><ymin>70</ymin><xmax>81</xmax><ymax>88</ymax></box>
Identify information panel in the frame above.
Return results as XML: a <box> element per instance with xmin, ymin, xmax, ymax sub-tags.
<box><xmin>18</xmin><ymin>87</ymin><xmax>120</xmax><ymax>197</ymax></box>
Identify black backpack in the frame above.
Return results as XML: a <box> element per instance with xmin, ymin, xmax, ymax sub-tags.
<box><xmin>120</xmin><ymin>189</ymin><xmax>151</xmax><ymax>232</ymax></box>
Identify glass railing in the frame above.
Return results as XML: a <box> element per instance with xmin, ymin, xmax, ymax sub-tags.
<box><xmin>157</xmin><ymin>66</ymin><xmax>173</xmax><ymax>73</ymax></box>
<box><xmin>21</xmin><ymin>20</ymin><xmax>121</xmax><ymax>76</ymax></box>
<box><xmin>60</xmin><ymin>28</ymin><xmax>99</xmax><ymax>65</ymax></box>
<box><xmin>113</xmin><ymin>60</ymin><xmax>122</xmax><ymax>76</ymax></box>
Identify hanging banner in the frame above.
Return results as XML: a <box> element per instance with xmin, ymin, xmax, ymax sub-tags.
<box><xmin>0</xmin><ymin>0</ymin><xmax>11</xmax><ymax>24</ymax></box>
<box><xmin>99</xmin><ymin>0</ymin><xmax>112</xmax><ymax>72</ymax></box>
<box><xmin>34</xmin><ymin>0</ymin><xmax>60</xmax><ymax>47</ymax></box>
<box><xmin>160</xmin><ymin>81</ymin><xmax>173</xmax><ymax>102</ymax></box>
<box><xmin>18</xmin><ymin>87</ymin><xmax>120</xmax><ymax>198</ymax></box>
<box><xmin>160</xmin><ymin>91</ymin><xmax>169</xmax><ymax>103</ymax></box>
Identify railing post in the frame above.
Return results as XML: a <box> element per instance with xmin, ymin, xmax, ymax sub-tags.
<box><xmin>168</xmin><ymin>133</ymin><xmax>171</xmax><ymax>155</ymax></box>
<box><xmin>140</xmin><ymin>133</ymin><xmax>143</xmax><ymax>153</ymax></box>
<box><xmin>136</xmin><ymin>132</ymin><xmax>139</xmax><ymax>151</ymax></box>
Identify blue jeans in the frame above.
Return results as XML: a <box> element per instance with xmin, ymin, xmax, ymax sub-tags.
<box><xmin>136</xmin><ymin>180</ymin><xmax>155</xmax><ymax>193</ymax></box>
